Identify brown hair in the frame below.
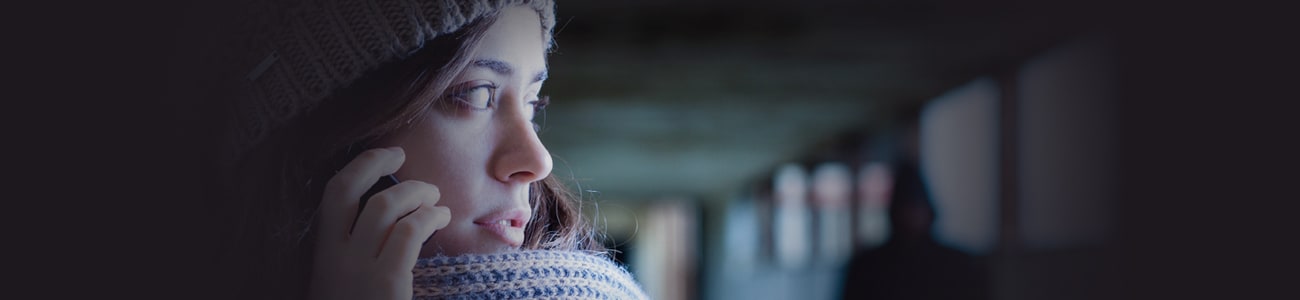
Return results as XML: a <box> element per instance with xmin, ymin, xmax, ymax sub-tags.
<box><xmin>219</xmin><ymin>12</ymin><xmax>603</xmax><ymax>300</ymax></box>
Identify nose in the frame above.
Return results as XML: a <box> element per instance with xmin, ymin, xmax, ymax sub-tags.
<box><xmin>490</xmin><ymin>112</ymin><xmax>553</xmax><ymax>184</ymax></box>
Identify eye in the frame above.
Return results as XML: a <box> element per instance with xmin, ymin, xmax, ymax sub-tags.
<box><xmin>531</xmin><ymin>95</ymin><xmax>549</xmax><ymax>113</ymax></box>
<box><xmin>529</xmin><ymin>95</ymin><xmax>549</xmax><ymax>132</ymax></box>
<box><xmin>448</xmin><ymin>82</ymin><xmax>497</xmax><ymax>110</ymax></box>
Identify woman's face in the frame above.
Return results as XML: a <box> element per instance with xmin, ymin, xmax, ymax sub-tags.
<box><xmin>376</xmin><ymin>5</ymin><xmax>551</xmax><ymax>257</ymax></box>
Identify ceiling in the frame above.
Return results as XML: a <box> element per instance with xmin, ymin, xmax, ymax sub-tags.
<box><xmin>535</xmin><ymin>0</ymin><xmax>1102</xmax><ymax>202</ymax></box>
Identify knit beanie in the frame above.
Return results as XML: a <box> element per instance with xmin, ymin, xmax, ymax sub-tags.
<box><xmin>224</xmin><ymin>0</ymin><xmax>556</xmax><ymax>161</ymax></box>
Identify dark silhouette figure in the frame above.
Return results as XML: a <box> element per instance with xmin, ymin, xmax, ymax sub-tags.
<box><xmin>841</xmin><ymin>162</ymin><xmax>990</xmax><ymax>300</ymax></box>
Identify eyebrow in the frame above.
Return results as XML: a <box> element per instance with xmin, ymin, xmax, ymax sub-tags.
<box><xmin>472</xmin><ymin>59</ymin><xmax>548</xmax><ymax>83</ymax></box>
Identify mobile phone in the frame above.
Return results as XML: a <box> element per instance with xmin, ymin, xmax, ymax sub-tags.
<box><xmin>350</xmin><ymin>173</ymin><xmax>436</xmax><ymax>245</ymax></box>
<box><xmin>359</xmin><ymin>174</ymin><xmax>400</xmax><ymax>216</ymax></box>
<box><xmin>350</xmin><ymin>174</ymin><xmax>399</xmax><ymax>233</ymax></box>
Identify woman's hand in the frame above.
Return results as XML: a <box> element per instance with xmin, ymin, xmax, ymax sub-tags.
<box><xmin>309</xmin><ymin>147</ymin><xmax>451</xmax><ymax>300</ymax></box>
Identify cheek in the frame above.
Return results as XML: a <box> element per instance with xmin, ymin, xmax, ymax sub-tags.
<box><xmin>387</xmin><ymin>119</ymin><xmax>493</xmax><ymax>198</ymax></box>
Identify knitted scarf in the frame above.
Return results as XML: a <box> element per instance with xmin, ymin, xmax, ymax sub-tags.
<box><xmin>412</xmin><ymin>250</ymin><xmax>649</xmax><ymax>299</ymax></box>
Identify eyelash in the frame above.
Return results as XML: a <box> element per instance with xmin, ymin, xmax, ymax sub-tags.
<box><xmin>445</xmin><ymin>83</ymin><xmax>550</xmax><ymax>132</ymax></box>
<box><xmin>530</xmin><ymin>96</ymin><xmax>549</xmax><ymax>132</ymax></box>
<box><xmin>531</xmin><ymin>95</ymin><xmax>549</xmax><ymax>113</ymax></box>
<box><xmin>448</xmin><ymin>83</ymin><xmax>498</xmax><ymax>110</ymax></box>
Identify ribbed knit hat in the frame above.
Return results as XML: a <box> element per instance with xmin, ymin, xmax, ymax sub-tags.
<box><xmin>226</xmin><ymin>0</ymin><xmax>556</xmax><ymax>161</ymax></box>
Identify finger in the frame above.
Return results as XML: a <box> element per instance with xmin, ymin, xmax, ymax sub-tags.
<box><xmin>351</xmin><ymin>180</ymin><xmax>439</xmax><ymax>255</ymax></box>
<box><xmin>319</xmin><ymin>146</ymin><xmax>405</xmax><ymax>242</ymax></box>
<box><xmin>380</xmin><ymin>205</ymin><xmax>451</xmax><ymax>269</ymax></box>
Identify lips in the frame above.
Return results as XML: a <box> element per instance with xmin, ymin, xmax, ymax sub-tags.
<box><xmin>472</xmin><ymin>208</ymin><xmax>530</xmax><ymax>247</ymax></box>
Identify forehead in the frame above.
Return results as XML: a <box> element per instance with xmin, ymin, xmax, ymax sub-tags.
<box><xmin>473</xmin><ymin>6</ymin><xmax>547</xmax><ymax>75</ymax></box>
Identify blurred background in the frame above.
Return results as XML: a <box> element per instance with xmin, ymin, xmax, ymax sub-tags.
<box><xmin>538</xmin><ymin>0</ymin><xmax>1116</xmax><ymax>299</ymax></box>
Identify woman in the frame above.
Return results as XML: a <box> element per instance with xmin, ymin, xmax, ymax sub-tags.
<box><xmin>216</xmin><ymin>0</ymin><xmax>646</xmax><ymax>299</ymax></box>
